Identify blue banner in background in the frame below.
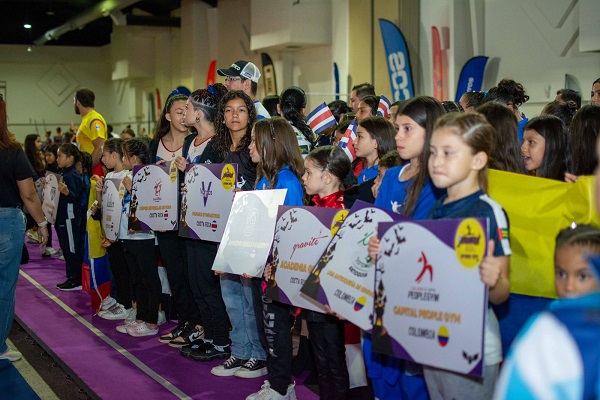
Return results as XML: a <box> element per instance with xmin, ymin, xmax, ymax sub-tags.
<box><xmin>379</xmin><ymin>19</ymin><xmax>414</xmax><ymax>101</ymax></box>
<box><xmin>455</xmin><ymin>56</ymin><xmax>488</xmax><ymax>102</ymax></box>
<box><xmin>334</xmin><ymin>62</ymin><xmax>340</xmax><ymax>100</ymax></box>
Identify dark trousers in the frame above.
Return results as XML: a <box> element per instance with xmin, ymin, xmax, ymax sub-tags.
<box><xmin>307</xmin><ymin>317</ymin><xmax>350</xmax><ymax>400</ymax></box>
<box><xmin>156</xmin><ymin>231</ymin><xmax>201</xmax><ymax>326</ymax></box>
<box><xmin>186</xmin><ymin>239</ymin><xmax>229</xmax><ymax>346</ymax></box>
<box><xmin>55</xmin><ymin>217</ymin><xmax>83</xmax><ymax>283</ymax></box>
<box><xmin>123</xmin><ymin>239</ymin><xmax>160</xmax><ymax>324</ymax></box>
<box><xmin>263</xmin><ymin>299</ymin><xmax>294</xmax><ymax>395</ymax></box>
<box><xmin>106</xmin><ymin>241</ymin><xmax>133</xmax><ymax>307</ymax></box>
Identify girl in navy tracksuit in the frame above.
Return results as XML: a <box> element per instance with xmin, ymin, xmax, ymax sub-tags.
<box><xmin>55</xmin><ymin>143</ymin><xmax>84</xmax><ymax>291</ymax></box>
<box><xmin>424</xmin><ymin>112</ymin><xmax>511</xmax><ymax>399</ymax></box>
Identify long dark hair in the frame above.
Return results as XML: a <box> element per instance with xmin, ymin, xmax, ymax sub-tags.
<box><xmin>0</xmin><ymin>96</ymin><xmax>19</xmax><ymax>151</ymax></box>
<box><xmin>524</xmin><ymin>115</ymin><xmax>570</xmax><ymax>180</ymax></box>
<box><xmin>152</xmin><ymin>93</ymin><xmax>188</xmax><ymax>143</ymax></box>
<box><xmin>279</xmin><ymin>86</ymin><xmax>315</xmax><ymax>148</ymax></box>
<box><xmin>212</xmin><ymin>90</ymin><xmax>257</xmax><ymax>158</ymax></box>
<box><xmin>569</xmin><ymin>104</ymin><xmax>600</xmax><ymax>175</ymax></box>
<box><xmin>401</xmin><ymin>96</ymin><xmax>445</xmax><ymax>216</ymax></box>
<box><xmin>357</xmin><ymin>116</ymin><xmax>396</xmax><ymax>159</ymax></box>
<box><xmin>254</xmin><ymin>117</ymin><xmax>304</xmax><ymax>189</ymax></box>
<box><xmin>476</xmin><ymin>101</ymin><xmax>522</xmax><ymax>173</ymax></box>
<box><xmin>25</xmin><ymin>134</ymin><xmax>45</xmax><ymax>174</ymax></box>
<box><xmin>306</xmin><ymin>146</ymin><xmax>351</xmax><ymax>188</ymax></box>
<box><xmin>58</xmin><ymin>143</ymin><xmax>81</xmax><ymax>167</ymax></box>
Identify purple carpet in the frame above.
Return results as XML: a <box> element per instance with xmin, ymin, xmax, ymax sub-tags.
<box><xmin>15</xmin><ymin>238</ymin><xmax>317</xmax><ymax>400</ymax></box>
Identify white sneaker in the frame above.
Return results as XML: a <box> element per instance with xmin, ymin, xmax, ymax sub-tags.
<box><xmin>125</xmin><ymin>308</ymin><xmax>137</xmax><ymax>323</ymax></box>
<box><xmin>157</xmin><ymin>310</ymin><xmax>166</xmax><ymax>325</ymax></box>
<box><xmin>100</xmin><ymin>296</ymin><xmax>117</xmax><ymax>311</ymax></box>
<box><xmin>128</xmin><ymin>322</ymin><xmax>158</xmax><ymax>337</ymax></box>
<box><xmin>26</xmin><ymin>230</ymin><xmax>38</xmax><ymax>243</ymax></box>
<box><xmin>246</xmin><ymin>381</ymin><xmax>296</xmax><ymax>400</ymax></box>
<box><xmin>0</xmin><ymin>349</ymin><xmax>22</xmax><ymax>362</ymax></box>
<box><xmin>211</xmin><ymin>356</ymin><xmax>247</xmax><ymax>377</ymax></box>
<box><xmin>116</xmin><ymin>319</ymin><xmax>137</xmax><ymax>334</ymax></box>
<box><xmin>98</xmin><ymin>304</ymin><xmax>129</xmax><ymax>320</ymax></box>
<box><xmin>42</xmin><ymin>247</ymin><xmax>57</xmax><ymax>257</ymax></box>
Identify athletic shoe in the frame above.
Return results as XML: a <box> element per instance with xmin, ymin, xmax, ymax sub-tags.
<box><xmin>125</xmin><ymin>308</ymin><xmax>137</xmax><ymax>323</ymax></box>
<box><xmin>0</xmin><ymin>349</ymin><xmax>22</xmax><ymax>362</ymax></box>
<box><xmin>159</xmin><ymin>322</ymin><xmax>187</xmax><ymax>343</ymax></box>
<box><xmin>58</xmin><ymin>255</ymin><xmax>65</xmax><ymax>261</ymax></box>
<box><xmin>128</xmin><ymin>322</ymin><xmax>158</xmax><ymax>337</ymax></box>
<box><xmin>178</xmin><ymin>340</ymin><xmax>209</xmax><ymax>357</ymax></box>
<box><xmin>53</xmin><ymin>248</ymin><xmax>63</xmax><ymax>258</ymax></box>
<box><xmin>98</xmin><ymin>304</ymin><xmax>130</xmax><ymax>320</ymax></box>
<box><xmin>116</xmin><ymin>319</ymin><xmax>138</xmax><ymax>334</ymax></box>
<box><xmin>189</xmin><ymin>343</ymin><xmax>230</xmax><ymax>362</ymax></box>
<box><xmin>210</xmin><ymin>356</ymin><xmax>248</xmax><ymax>377</ymax></box>
<box><xmin>157</xmin><ymin>310</ymin><xmax>167</xmax><ymax>325</ymax></box>
<box><xmin>246</xmin><ymin>381</ymin><xmax>297</xmax><ymax>400</ymax></box>
<box><xmin>26</xmin><ymin>230</ymin><xmax>38</xmax><ymax>243</ymax></box>
<box><xmin>169</xmin><ymin>324</ymin><xmax>204</xmax><ymax>348</ymax></box>
<box><xmin>41</xmin><ymin>247</ymin><xmax>57</xmax><ymax>257</ymax></box>
<box><xmin>57</xmin><ymin>280</ymin><xmax>82</xmax><ymax>291</ymax></box>
<box><xmin>234</xmin><ymin>358</ymin><xmax>268</xmax><ymax>378</ymax></box>
<box><xmin>100</xmin><ymin>296</ymin><xmax>117</xmax><ymax>311</ymax></box>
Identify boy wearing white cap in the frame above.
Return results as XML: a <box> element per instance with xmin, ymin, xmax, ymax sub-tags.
<box><xmin>217</xmin><ymin>60</ymin><xmax>270</xmax><ymax>120</ymax></box>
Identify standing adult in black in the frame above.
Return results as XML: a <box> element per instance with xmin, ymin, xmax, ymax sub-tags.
<box><xmin>0</xmin><ymin>95</ymin><xmax>48</xmax><ymax>362</ymax></box>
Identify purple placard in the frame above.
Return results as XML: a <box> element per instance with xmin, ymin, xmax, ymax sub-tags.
<box><xmin>179</xmin><ymin>163</ymin><xmax>238</xmax><ymax>242</ymax></box>
<box><xmin>130</xmin><ymin>163</ymin><xmax>179</xmax><ymax>231</ymax></box>
<box><xmin>265</xmin><ymin>206</ymin><xmax>343</xmax><ymax>312</ymax></box>
<box><xmin>299</xmin><ymin>200</ymin><xmax>407</xmax><ymax>331</ymax></box>
<box><xmin>373</xmin><ymin>218</ymin><xmax>488</xmax><ymax>377</ymax></box>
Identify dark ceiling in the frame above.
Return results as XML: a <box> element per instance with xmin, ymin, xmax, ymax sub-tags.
<box><xmin>0</xmin><ymin>0</ymin><xmax>217</xmax><ymax>47</ymax></box>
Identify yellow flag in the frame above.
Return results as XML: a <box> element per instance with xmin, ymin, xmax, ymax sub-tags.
<box><xmin>488</xmin><ymin>170</ymin><xmax>600</xmax><ymax>298</ymax></box>
<box><xmin>87</xmin><ymin>179</ymin><xmax>107</xmax><ymax>259</ymax></box>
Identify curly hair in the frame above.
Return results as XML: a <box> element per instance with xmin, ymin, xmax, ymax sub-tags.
<box><xmin>485</xmin><ymin>79</ymin><xmax>530</xmax><ymax>108</ymax></box>
<box><xmin>212</xmin><ymin>90</ymin><xmax>257</xmax><ymax>159</ymax></box>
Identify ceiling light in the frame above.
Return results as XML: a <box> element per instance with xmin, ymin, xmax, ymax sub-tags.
<box><xmin>24</xmin><ymin>23</ymin><xmax>32</xmax><ymax>29</ymax></box>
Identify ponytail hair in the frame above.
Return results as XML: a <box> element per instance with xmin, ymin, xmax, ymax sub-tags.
<box><xmin>123</xmin><ymin>137</ymin><xmax>149</xmax><ymax>165</ymax></box>
<box><xmin>434</xmin><ymin>113</ymin><xmax>495</xmax><ymax>192</ymax></box>
<box><xmin>279</xmin><ymin>86</ymin><xmax>315</xmax><ymax>148</ymax></box>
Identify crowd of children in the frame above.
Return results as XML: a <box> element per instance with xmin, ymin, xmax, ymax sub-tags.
<box><xmin>20</xmin><ymin>74</ymin><xmax>600</xmax><ymax>400</ymax></box>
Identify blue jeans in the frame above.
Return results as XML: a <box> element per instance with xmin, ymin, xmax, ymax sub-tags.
<box><xmin>220</xmin><ymin>274</ymin><xmax>266</xmax><ymax>360</ymax></box>
<box><xmin>0</xmin><ymin>208</ymin><xmax>26</xmax><ymax>354</ymax></box>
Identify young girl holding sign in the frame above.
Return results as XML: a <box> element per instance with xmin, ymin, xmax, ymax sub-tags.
<box><xmin>354</xmin><ymin>116</ymin><xmax>396</xmax><ymax>183</ymax></box>
<box><xmin>301</xmin><ymin>146</ymin><xmax>353</xmax><ymax>400</ymax></box>
<box><xmin>242</xmin><ymin>117</ymin><xmax>304</xmax><ymax>394</ymax></box>
<box><xmin>425</xmin><ymin>112</ymin><xmax>511</xmax><ymax>399</ymax></box>
<box><xmin>94</xmin><ymin>138</ymin><xmax>134</xmax><ymax>321</ymax></box>
<box><xmin>116</xmin><ymin>138</ymin><xmax>161</xmax><ymax>337</ymax></box>
<box><xmin>55</xmin><ymin>143</ymin><xmax>84</xmax><ymax>291</ymax></box>
<box><xmin>367</xmin><ymin>96</ymin><xmax>445</xmax><ymax>400</ymax></box>
<box><xmin>191</xmin><ymin>91</ymin><xmax>263</xmax><ymax>365</ymax></box>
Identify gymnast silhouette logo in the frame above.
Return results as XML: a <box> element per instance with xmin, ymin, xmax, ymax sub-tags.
<box><xmin>415</xmin><ymin>251</ymin><xmax>433</xmax><ymax>283</ymax></box>
<box><xmin>154</xmin><ymin>179</ymin><xmax>162</xmax><ymax>197</ymax></box>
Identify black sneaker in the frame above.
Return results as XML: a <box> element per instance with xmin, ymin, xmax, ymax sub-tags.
<box><xmin>179</xmin><ymin>340</ymin><xmax>209</xmax><ymax>357</ymax></box>
<box><xmin>169</xmin><ymin>324</ymin><xmax>204</xmax><ymax>348</ymax></box>
<box><xmin>57</xmin><ymin>280</ymin><xmax>82</xmax><ymax>291</ymax></box>
<box><xmin>189</xmin><ymin>343</ymin><xmax>231</xmax><ymax>362</ymax></box>
<box><xmin>159</xmin><ymin>322</ymin><xmax>187</xmax><ymax>344</ymax></box>
<box><xmin>56</xmin><ymin>279</ymin><xmax>70</xmax><ymax>288</ymax></box>
<box><xmin>233</xmin><ymin>358</ymin><xmax>268</xmax><ymax>378</ymax></box>
<box><xmin>210</xmin><ymin>356</ymin><xmax>248</xmax><ymax>376</ymax></box>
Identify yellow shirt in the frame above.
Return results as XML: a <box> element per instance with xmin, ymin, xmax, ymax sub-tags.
<box><xmin>77</xmin><ymin>110</ymin><xmax>107</xmax><ymax>155</ymax></box>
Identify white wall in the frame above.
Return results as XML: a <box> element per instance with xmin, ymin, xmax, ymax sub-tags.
<box><xmin>485</xmin><ymin>0</ymin><xmax>600</xmax><ymax>118</ymax></box>
<box><xmin>0</xmin><ymin>44</ymin><xmax>110</xmax><ymax>141</ymax></box>
<box><xmin>2</xmin><ymin>0</ymin><xmax>599</xmax><ymax>142</ymax></box>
